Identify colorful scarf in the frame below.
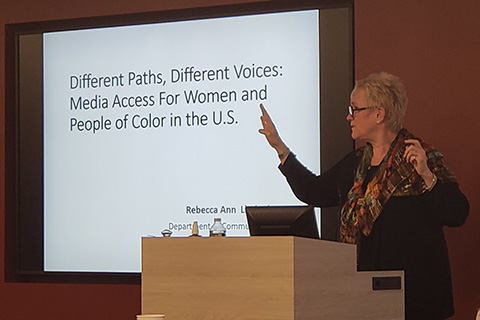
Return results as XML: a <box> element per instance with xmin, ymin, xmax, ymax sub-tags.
<box><xmin>339</xmin><ymin>128</ymin><xmax>457</xmax><ymax>244</ymax></box>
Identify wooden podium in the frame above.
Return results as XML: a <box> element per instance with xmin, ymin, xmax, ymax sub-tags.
<box><xmin>141</xmin><ymin>236</ymin><xmax>404</xmax><ymax>320</ymax></box>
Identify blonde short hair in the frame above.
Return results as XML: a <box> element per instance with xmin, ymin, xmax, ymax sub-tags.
<box><xmin>354</xmin><ymin>72</ymin><xmax>408</xmax><ymax>132</ymax></box>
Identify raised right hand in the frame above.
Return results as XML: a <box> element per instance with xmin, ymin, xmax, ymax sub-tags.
<box><xmin>258</xmin><ymin>104</ymin><xmax>290</xmax><ymax>162</ymax></box>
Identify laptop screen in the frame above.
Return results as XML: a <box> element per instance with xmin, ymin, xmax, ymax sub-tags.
<box><xmin>245</xmin><ymin>205</ymin><xmax>319</xmax><ymax>239</ymax></box>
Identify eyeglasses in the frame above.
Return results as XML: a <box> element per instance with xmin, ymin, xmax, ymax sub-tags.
<box><xmin>348</xmin><ymin>105</ymin><xmax>377</xmax><ymax>117</ymax></box>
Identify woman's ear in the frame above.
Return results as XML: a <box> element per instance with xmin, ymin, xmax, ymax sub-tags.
<box><xmin>376</xmin><ymin>107</ymin><xmax>386</xmax><ymax>124</ymax></box>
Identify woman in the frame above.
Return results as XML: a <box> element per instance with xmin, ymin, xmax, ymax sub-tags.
<box><xmin>259</xmin><ymin>72</ymin><xmax>469</xmax><ymax>319</ymax></box>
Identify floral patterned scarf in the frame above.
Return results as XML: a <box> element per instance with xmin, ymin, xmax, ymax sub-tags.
<box><xmin>339</xmin><ymin>128</ymin><xmax>457</xmax><ymax>244</ymax></box>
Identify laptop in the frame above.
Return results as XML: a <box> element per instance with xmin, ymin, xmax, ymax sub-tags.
<box><xmin>245</xmin><ymin>205</ymin><xmax>319</xmax><ymax>239</ymax></box>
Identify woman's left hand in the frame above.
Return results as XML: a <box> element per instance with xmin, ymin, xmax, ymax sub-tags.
<box><xmin>404</xmin><ymin>139</ymin><xmax>433</xmax><ymax>180</ymax></box>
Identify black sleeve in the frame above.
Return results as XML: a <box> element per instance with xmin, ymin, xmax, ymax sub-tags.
<box><xmin>278</xmin><ymin>151</ymin><xmax>357</xmax><ymax>208</ymax></box>
<box><xmin>422</xmin><ymin>181</ymin><xmax>470</xmax><ymax>227</ymax></box>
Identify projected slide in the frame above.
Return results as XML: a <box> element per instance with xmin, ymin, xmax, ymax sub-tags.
<box><xmin>43</xmin><ymin>10</ymin><xmax>320</xmax><ymax>272</ymax></box>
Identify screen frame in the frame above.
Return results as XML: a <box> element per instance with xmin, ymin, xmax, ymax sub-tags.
<box><xmin>5</xmin><ymin>0</ymin><xmax>354</xmax><ymax>283</ymax></box>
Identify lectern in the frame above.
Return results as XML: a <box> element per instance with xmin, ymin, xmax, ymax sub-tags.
<box><xmin>141</xmin><ymin>236</ymin><xmax>404</xmax><ymax>320</ymax></box>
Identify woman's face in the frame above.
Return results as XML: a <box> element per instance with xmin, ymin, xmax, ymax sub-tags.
<box><xmin>347</xmin><ymin>88</ymin><xmax>378</xmax><ymax>141</ymax></box>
